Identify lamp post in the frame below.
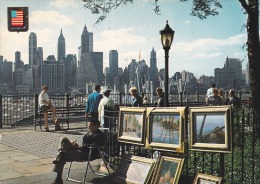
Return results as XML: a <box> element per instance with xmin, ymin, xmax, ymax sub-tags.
<box><xmin>160</xmin><ymin>20</ymin><xmax>175</xmax><ymax>107</ymax></box>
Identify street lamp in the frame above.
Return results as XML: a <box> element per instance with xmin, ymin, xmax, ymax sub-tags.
<box><xmin>160</xmin><ymin>20</ymin><xmax>175</xmax><ymax>107</ymax></box>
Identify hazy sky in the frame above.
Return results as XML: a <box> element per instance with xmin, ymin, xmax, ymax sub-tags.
<box><xmin>0</xmin><ymin>0</ymin><xmax>249</xmax><ymax>77</ymax></box>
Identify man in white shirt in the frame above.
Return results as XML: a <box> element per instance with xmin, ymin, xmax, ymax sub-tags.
<box><xmin>38</xmin><ymin>85</ymin><xmax>56</xmax><ymax>132</ymax></box>
<box><xmin>98</xmin><ymin>89</ymin><xmax>114</xmax><ymax>128</ymax></box>
<box><xmin>206</xmin><ymin>83</ymin><xmax>216</xmax><ymax>99</ymax></box>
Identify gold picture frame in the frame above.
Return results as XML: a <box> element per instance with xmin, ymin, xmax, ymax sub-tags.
<box><xmin>118</xmin><ymin>107</ymin><xmax>147</xmax><ymax>145</ymax></box>
<box><xmin>189</xmin><ymin>105</ymin><xmax>232</xmax><ymax>153</ymax></box>
<box><xmin>145</xmin><ymin>107</ymin><xmax>185</xmax><ymax>152</ymax></box>
<box><xmin>154</xmin><ymin>156</ymin><xmax>184</xmax><ymax>184</ymax></box>
<box><xmin>193</xmin><ymin>173</ymin><xmax>223</xmax><ymax>184</ymax></box>
<box><xmin>115</xmin><ymin>155</ymin><xmax>156</xmax><ymax>184</ymax></box>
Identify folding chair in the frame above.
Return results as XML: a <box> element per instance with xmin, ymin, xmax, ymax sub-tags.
<box><xmin>66</xmin><ymin>128</ymin><xmax>111</xmax><ymax>184</ymax></box>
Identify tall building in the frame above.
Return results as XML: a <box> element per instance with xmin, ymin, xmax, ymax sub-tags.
<box><xmin>214</xmin><ymin>56</ymin><xmax>245</xmax><ymax>89</ymax></box>
<box><xmin>16</xmin><ymin>64</ymin><xmax>33</xmax><ymax>92</ymax></box>
<box><xmin>77</xmin><ymin>25</ymin><xmax>103</xmax><ymax>91</ymax></box>
<box><xmin>65</xmin><ymin>54</ymin><xmax>77</xmax><ymax>91</ymax></box>
<box><xmin>109</xmin><ymin>50</ymin><xmax>118</xmax><ymax>81</ymax></box>
<box><xmin>2</xmin><ymin>60</ymin><xmax>13</xmax><ymax>86</ymax></box>
<box><xmin>29</xmin><ymin>32</ymin><xmax>37</xmax><ymax>66</ymax></box>
<box><xmin>149</xmin><ymin>47</ymin><xmax>159</xmax><ymax>87</ymax></box>
<box><xmin>41</xmin><ymin>55</ymin><xmax>65</xmax><ymax>94</ymax></box>
<box><xmin>81</xmin><ymin>25</ymin><xmax>93</xmax><ymax>54</ymax></box>
<box><xmin>57</xmin><ymin>29</ymin><xmax>66</xmax><ymax>61</ymax></box>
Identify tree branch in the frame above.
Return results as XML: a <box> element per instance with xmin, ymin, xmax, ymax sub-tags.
<box><xmin>238</xmin><ymin>0</ymin><xmax>250</xmax><ymax>13</ymax></box>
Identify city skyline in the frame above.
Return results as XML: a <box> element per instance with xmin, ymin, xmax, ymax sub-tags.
<box><xmin>0</xmin><ymin>0</ymin><xmax>248</xmax><ymax>77</ymax></box>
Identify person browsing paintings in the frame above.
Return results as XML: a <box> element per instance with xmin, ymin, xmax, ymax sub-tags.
<box><xmin>38</xmin><ymin>85</ymin><xmax>56</xmax><ymax>132</ymax></box>
<box><xmin>156</xmin><ymin>87</ymin><xmax>164</xmax><ymax>107</ymax></box>
<box><xmin>129</xmin><ymin>87</ymin><xmax>143</xmax><ymax>107</ymax></box>
<box><xmin>85</xmin><ymin>85</ymin><xmax>103</xmax><ymax>120</ymax></box>
<box><xmin>206</xmin><ymin>88</ymin><xmax>223</xmax><ymax>106</ymax></box>
<box><xmin>227</xmin><ymin>89</ymin><xmax>241</xmax><ymax>108</ymax></box>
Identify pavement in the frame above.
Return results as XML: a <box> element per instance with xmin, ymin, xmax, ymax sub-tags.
<box><xmin>0</xmin><ymin>122</ymin><xmax>115</xmax><ymax>184</ymax></box>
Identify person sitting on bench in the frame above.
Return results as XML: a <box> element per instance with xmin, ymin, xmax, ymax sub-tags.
<box><xmin>51</xmin><ymin>120</ymin><xmax>106</xmax><ymax>184</ymax></box>
<box><xmin>38</xmin><ymin>85</ymin><xmax>56</xmax><ymax>132</ymax></box>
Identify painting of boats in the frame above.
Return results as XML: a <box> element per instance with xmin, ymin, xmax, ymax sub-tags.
<box><xmin>189</xmin><ymin>105</ymin><xmax>232</xmax><ymax>153</ymax></box>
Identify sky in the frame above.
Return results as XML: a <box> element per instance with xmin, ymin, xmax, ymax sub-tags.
<box><xmin>0</xmin><ymin>0</ymin><xmax>249</xmax><ymax>77</ymax></box>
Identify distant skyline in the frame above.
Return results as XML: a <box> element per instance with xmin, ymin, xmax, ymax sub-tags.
<box><xmin>0</xmin><ymin>0</ymin><xmax>249</xmax><ymax>77</ymax></box>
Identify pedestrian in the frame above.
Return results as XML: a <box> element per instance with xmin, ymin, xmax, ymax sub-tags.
<box><xmin>156</xmin><ymin>87</ymin><xmax>164</xmax><ymax>107</ymax></box>
<box><xmin>129</xmin><ymin>87</ymin><xmax>143</xmax><ymax>107</ymax></box>
<box><xmin>206</xmin><ymin>83</ymin><xmax>216</xmax><ymax>100</ymax></box>
<box><xmin>218</xmin><ymin>88</ymin><xmax>226</xmax><ymax>104</ymax></box>
<box><xmin>98</xmin><ymin>89</ymin><xmax>114</xmax><ymax>128</ymax></box>
<box><xmin>38</xmin><ymin>85</ymin><xmax>56</xmax><ymax>132</ymax></box>
<box><xmin>206</xmin><ymin>88</ymin><xmax>223</xmax><ymax>106</ymax></box>
<box><xmin>227</xmin><ymin>89</ymin><xmax>241</xmax><ymax>108</ymax></box>
<box><xmin>51</xmin><ymin>120</ymin><xmax>106</xmax><ymax>184</ymax></box>
<box><xmin>85</xmin><ymin>85</ymin><xmax>102</xmax><ymax>120</ymax></box>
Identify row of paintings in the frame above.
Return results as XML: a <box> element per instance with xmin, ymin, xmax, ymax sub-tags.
<box><xmin>118</xmin><ymin>106</ymin><xmax>232</xmax><ymax>153</ymax></box>
<box><xmin>114</xmin><ymin>155</ymin><xmax>223</xmax><ymax>184</ymax></box>
<box><xmin>114</xmin><ymin>155</ymin><xmax>184</xmax><ymax>184</ymax></box>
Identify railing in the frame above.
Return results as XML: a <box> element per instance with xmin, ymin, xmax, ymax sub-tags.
<box><xmin>0</xmin><ymin>91</ymin><xmax>252</xmax><ymax>127</ymax></box>
<box><xmin>103</xmin><ymin>106</ymin><xmax>260</xmax><ymax>184</ymax></box>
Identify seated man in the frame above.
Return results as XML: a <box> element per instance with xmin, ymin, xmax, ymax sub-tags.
<box><xmin>52</xmin><ymin>120</ymin><xmax>106</xmax><ymax>184</ymax></box>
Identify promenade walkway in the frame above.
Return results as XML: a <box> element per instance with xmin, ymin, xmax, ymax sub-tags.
<box><xmin>0</xmin><ymin>123</ymin><xmax>114</xmax><ymax>184</ymax></box>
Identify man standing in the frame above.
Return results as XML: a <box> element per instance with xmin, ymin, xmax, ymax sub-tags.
<box><xmin>98</xmin><ymin>89</ymin><xmax>114</xmax><ymax>128</ymax></box>
<box><xmin>129</xmin><ymin>87</ymin><xmax>143</xmax><ymax>107</ymax></box>
<box><xmin>206</xmin><ymin>83</ymin><xmax>216</xmax><ymax>99</ymax></box>
<box><xmin>156</xmin><ymin>87</ymin><xmax>164</xmax><ymax>107</ymax></box>
<box><xmin>51</xmin><ymin>120</ymin><xmax>105</xmax><ymax>184</ymax></box>
<box><xmin>38</xmin><ymin>85</ymin><xmax>56</xmax><ymax>132</ymax></box>
<box><xmin>85</xmin><ymin>85</ymin><xmax>102</xmax><ymax>120</ymax></box>
<box><xmin>227</xmin><ymin>89</ymin><xmax>241</xmax><ymax>108</ymax></box>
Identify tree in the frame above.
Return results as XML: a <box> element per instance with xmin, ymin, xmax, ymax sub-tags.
<box><xmin>83</xmin><ymin>0</ymin><xmax>260</xmax><ymax>116</ymax></box>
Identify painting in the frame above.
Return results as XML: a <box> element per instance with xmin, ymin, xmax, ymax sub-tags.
<box><xmin>193</xmin><ymin>173</ymin><xmax>223</xmax><ymax>184</ymax></box>
<box><xmin>145</xmin><ymin>107</ymin><xmax>185</xmax><ymax>152</ymax></box>
<box><xmin>189</xmin><ymin>105</ymin><xmax>232</xmax><ymax>153</ymax></box>
<box><xmin>115</xmin><ymin>155</ymin><xmax>156</xmax><ymax>184</ymax></box>
<box><xmin>154</xmin><ymin>156</ymin><xmax>184</xmax><ymax>184</ymax></box>
<box><xmin>118</xmin><ymin>107</ymin><xmax>146</xmax><ymax>145</ymax></box>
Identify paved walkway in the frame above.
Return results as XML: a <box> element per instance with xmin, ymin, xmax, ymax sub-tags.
<box><xmin>0</xmin><ymin>123</ymin><xmax>114</xmax><ymax>184</ymax></box>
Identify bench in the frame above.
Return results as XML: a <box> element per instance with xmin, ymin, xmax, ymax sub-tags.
<box><xmin>34</xmin><ymin>105</ymin><xmax>86</xmax><ymax>131</ymax></box>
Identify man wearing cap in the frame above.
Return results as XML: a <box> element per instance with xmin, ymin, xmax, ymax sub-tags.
<box><xmin>98</xmin><ymin>89</ymin><xmax>114</xmax><ymax>128</ymax></box>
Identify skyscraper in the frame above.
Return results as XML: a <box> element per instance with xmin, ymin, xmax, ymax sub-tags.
<box><xmin>41</xmin><ymin>55</ymin><xmax>65</xmax><ymax>94</ymax></box>
<box><xmin>109</xmin><ymin>50</ymin><xmax>118</xmax><ymax>80</ymax></box>
<box><xmin>77</xmin><ymin>25</ymin><xmax>103</xmax><ymax>91</ymax></box>
<box><xmin>57</xmin><ymin>29</ymin><xmax>66</xmax><ymax>61</ymax></box>
<box><xmin>149</xmin><ymin>47</ymin><xmax>159</xmax><ymax>87</ymax></box>
<box><xmin>29</xmin><ymin>32</ymin><xmax>37</xmax><ymax>66</ymax></box>
<box><xmin>81</xmin><ymin>25</ymin><xmax>93</xmax><ymax>54</ymax></box>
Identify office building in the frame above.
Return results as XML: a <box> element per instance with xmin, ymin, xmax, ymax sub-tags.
<box><xmin>57</xmin><ymin>29</ymin><xmax>66</xmax><ymax>61</ymax></box>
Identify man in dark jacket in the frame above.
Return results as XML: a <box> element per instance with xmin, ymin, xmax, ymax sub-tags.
<box><xmin>85</xmin><ymin>85</ymin><xmax>103</xmax><ymax>120</ymax></box>
<box><xmin>51</xmin><ymin>120</ymin><xmax>105</xmax><ymax>184</ymax></box>
<box><xmin>227</xmin><ymin>89</ymin><xmax>241</xmax><ymax>108</ymax></box>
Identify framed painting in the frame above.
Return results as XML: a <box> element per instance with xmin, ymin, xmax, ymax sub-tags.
<box><xmin>154</xmin><ymin>156</ymin><xmax>184</xmax><ymax>184</ymax></box>
<box><xmin>145</xmin><ymin>107</ymin><xmax>185</xmax><ymax>152</ymax></box>
<box><xmin>118</xmin><ymin>107</ymin><xmax>147</xmax><ymax>145</ymax></box>
<box><xmin>193</xmin><ymin>173</ymin><xmax>223</xmax><ymax>184</ymax></box>
<box><xmin>115</xmin><ymin>155</ymin><xmax>156</xmax><ymax>184</ymax></box>
<box><xmin>189</xmin><ymin>105</ymin><xmax>232</xmax><ymax>153</ymax></box>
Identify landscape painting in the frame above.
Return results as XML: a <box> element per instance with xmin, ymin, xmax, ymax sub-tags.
<box><xmin>118</xmin><ymin>107</ymin><xmax>146</xmax><ymax>145</ymax></box>
<box><xmin>189</xmin><ymin>106</ymin><xmax>232</xmax><ymax>153</ymax></box>
<box><xmin>146</xmin><ymin>107</ymin><xmax>184</xmax><ymax>152</ymax></box>
<box><xmin>115</xmin><ymin>155</ymin><xmax>155</xmax><ymax>184</ymax></box>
